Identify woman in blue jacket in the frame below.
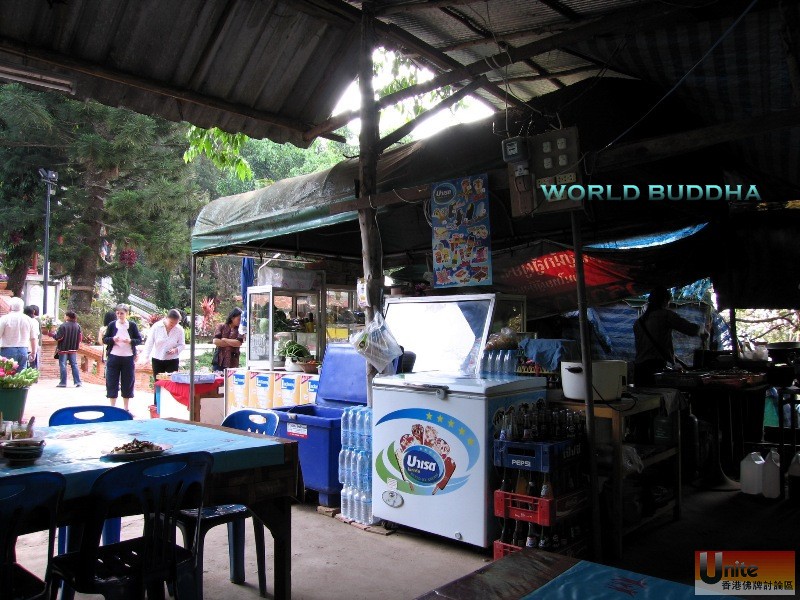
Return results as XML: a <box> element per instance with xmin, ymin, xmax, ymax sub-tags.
<box><xmin>103</xmin><ymin>304</ymin><xmax>142</xmax><ymax>411</ymax></box>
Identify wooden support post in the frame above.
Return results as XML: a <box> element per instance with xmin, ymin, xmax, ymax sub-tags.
<box><xmin>358</xmin><ymin>1</ymin><xmax>383</xmax><ymax>406</ymax></box>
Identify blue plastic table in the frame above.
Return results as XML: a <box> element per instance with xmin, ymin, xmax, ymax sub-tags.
<box><xmin>1</xmin><ymin>418</ymin><xmax>298</xmax><ymax>600</ymax></box>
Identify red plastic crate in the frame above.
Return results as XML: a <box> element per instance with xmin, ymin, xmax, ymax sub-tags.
<box><xmin>493</xmin><ymin>539</ymin><xmax>523</xmax><ymax>560</ymax></box>
<box><xmin>494</xmin><ymin>489</ymin><xmax>588</xmax><ymax>527</ymax></box>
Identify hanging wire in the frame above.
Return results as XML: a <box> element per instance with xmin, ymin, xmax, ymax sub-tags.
<box><xmin>599</xmin><ymin>0</ymin><xmax>759</xmax><ymax>153</ymax></box>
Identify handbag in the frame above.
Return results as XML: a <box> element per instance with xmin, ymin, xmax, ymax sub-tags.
<box><xmin>54</xmin><ymin>350</ymin><xmax>60</xmax><ymax>360</ymax></box>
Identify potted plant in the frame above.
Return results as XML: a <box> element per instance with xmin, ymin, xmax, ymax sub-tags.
<box><xmin>277</xmin><ymin>340</ymin><xmax>311</xmax><ymax>372</ymax></box>
<box><xmin>0</xmin><ymin>355</ymin><xmax>39</xmax><ymax>422</ymax></box>
<box><xmin>0</xmin><ymin>272</ymin><xmax>8</xmax><ymax>290</ymax></box>
<box><xmin>41</xmin><ymin>314</ymin><xmax>56</xmax><ymax>335</ymax></box>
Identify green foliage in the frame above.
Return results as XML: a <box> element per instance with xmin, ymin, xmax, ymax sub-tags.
<box><xmin>0</xmin><ymin>356</ymin><xmax>39</xmax><ymax>388</ymax></box>
<box><xmin>183</xmin><ymin>126</ymin><xmax>253</xmax><ymax>181</ymax></box>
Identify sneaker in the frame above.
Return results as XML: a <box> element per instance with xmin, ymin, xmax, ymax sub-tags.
<box><xmin>75</xmin><ymin>383</ymin><xmax>82</xmax><ymax>387</ymax></box>
<box><xmin>56</xmin><ymin>384</ymin><xmax>66</xmax><ymax>388</ymax></box>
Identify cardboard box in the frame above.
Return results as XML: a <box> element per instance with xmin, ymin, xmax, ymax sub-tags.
<box><xmin>299</xmin><ymin>374</ymin><xmax>320</xmax><ymax>405</ymax></box>
<box><xmin>225</xmin><ymin>368</ymin><xmax>249</xmax><ymax>413</ymax></box>
<box><xmin>249</xmin><ymin>371</ymin><xmax>275</xmax><ymax>409</ymax></box>
<box><xmin>277</xmin><ymin>372</ymin><xmax>302</xmax><ymax>406</ymax></box>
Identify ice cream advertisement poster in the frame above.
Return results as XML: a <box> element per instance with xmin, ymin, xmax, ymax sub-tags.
<box><xmin>375</xmin><ymin>408</ymin><xmax>480</xmax><ymax>496</ymax></box>
<box><xmin>430</xmin><ymin>173</ymin><xmax>492</xmax><ymax>288</ymax></box>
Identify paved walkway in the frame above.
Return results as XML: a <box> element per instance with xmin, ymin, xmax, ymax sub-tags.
<box><xmin>23</xmin><ymin>377</ymin><xmax>156</xmax><ymax>425</ymax></box>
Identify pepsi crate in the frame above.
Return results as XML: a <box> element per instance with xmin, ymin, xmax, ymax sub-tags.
<box><xmin>493</xmin><ymin>540</ymin><xmax>523</xmax><ymax>561</ymax></box>
<box><xmin>493</xmin><ymin>489</ymin><xmax>588</xmax><ymax>527</ymax></box>
<box><xmin>493</xmin><ymin>438</ymin><xmax>584</xmax><ymax>473</ymax></box>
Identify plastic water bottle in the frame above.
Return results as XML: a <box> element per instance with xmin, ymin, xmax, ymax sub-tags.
<box><xmin>341</xmin><ymin>408</ymin><xmax>350</xmax><ymax>447</ymax></box>
<box><xmin>341</xmin><ymin>485</ymin><xmax>351</xmax><ymax>518</ymax></box>
<box><xmin>350</xmin><ymin>408</ymin><xmax>361</xmax><ymax>450</ymax></box>
<box><xmin>352</xmin><ymin>486</ymin><xmax>363</xmax><ymax>523</ymax></box>
<box><xmin>763</xmin><ymin>448</ymin><xmax>781</xmax><ymax>499</ymax></box>
<box><xmin>788</xmin><ymin>452</ymin><xmax>800</xmax><ymax>503</ymax></box>
<box><xmin>347</xmin><ymin>449</ymin><xmax>357</xmax><ymax>487</ymax></box>
<box><xmin>504</xmin><ymin>349</ymin><xmax>518</xmax><ymax>374</ymax></box>
<box><xmin>362</xmin><ymin>408</ymin><xmax>372</xmax><ymax>451</ymax></box>
<box><xmin>480</xmin><ymin>351</ymin><xmax>491</xmax><ymax>376</ymax></box>
<box><xmin>739</xmin><ymin>452</ymin><xmax>765</xmax><ymax>495</ymax></box>
<box><xmin>348</xmin><ymin>407</ymin><xmax>358</xmax><ymax>449</ymax></box>
<box><xmin>360</xmin><ymin>490</ymin><xmax>372</xmax><ymax>525</ymax></box>
<box><xmin>338</xmin><ymin>448</ymin><xmax>348</xmax><ymax>484</ymax></box>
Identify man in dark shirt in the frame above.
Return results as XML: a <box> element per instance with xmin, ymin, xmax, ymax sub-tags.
<box><xmin>53</xmin><ymin>310</ymin><xmax>83</xmax><ymax>387</ymax></box>
<box><xmin>633</xmin><ymin>286</ymin><xmax>708</xmax><ymax>386</ymax></box>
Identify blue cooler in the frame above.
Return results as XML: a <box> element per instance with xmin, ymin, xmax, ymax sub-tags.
<box><xmin>272</xmin><ymin>343</ymin><xmax>382</xmax><ymax>507</ymax></box>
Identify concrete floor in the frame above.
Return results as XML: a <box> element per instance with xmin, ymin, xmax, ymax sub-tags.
<box><xmin>15</xmin><ymin>379</ymin><xmax>492</xmax><ymax>599</ymax></box>
<box><xmin>14</xmin><ymin>379</ymin><xmax>800</xmax><ymax>599</ymax></box>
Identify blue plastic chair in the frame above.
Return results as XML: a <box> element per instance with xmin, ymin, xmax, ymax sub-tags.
<box><xmin>175</xmin><ymin>409</ymin><xmax>279</xmax><ymax>598</ymax></box>
<box><xmin>48</xmin><ymin>405</ymin><xmax>133</xmax><ymax>554</ymax></box>
<box><xmin>0</xmin><ymin>471</ymin><xmax>66</xmax><ymax>600</ymax></box>
<box><xmin>50</xmin><ymin>452</ymin><xmax>213</xmax><ymax>600</ymax></box>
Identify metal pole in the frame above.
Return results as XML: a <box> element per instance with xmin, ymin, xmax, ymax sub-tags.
<box><xmin>42</xmin><ymin>178</ymin><xmax>52</xmax><ymax>315</ymax></box>
<box><xmin>571</xmin><ymin>210</ymin><xmax>602</xmax><ymax>561</ymax></box>
<box><xmin>189</xmin><ymin>254</ymin><xmax>197</xmax><ymax>421</ymax></box>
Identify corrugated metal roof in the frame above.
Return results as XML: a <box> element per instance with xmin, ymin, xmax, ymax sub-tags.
<box><xmin>0</xmin><ymin>0</ymin><xmax>362</xmax><ymax>147</ymax></box>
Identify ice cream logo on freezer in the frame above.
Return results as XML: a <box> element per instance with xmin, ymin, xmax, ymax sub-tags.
<box><xmin>403</xmin><ymin>446</ymin><xmax>444</xmax><ymax>485</ymax></box>
<box><xmin>374</xmin><ymin>408</ymin><xmax>481</xmax><ymax>496</ymax></box>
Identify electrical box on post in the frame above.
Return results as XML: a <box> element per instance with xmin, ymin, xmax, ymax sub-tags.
<box><xmin>530</xmin><ymin>126</ymin><xmax>583</xmax><ymax>214</ymax></box>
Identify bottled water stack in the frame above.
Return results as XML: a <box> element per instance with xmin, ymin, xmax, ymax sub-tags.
<box><xmin>338</xmin><ymin>406</ymin><xmax>378</xmax><ymax>525</ymax></box>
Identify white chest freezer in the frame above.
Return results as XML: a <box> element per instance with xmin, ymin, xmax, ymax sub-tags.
<box><xmin>371</xmin><ymin>372</ymin><xmax>546</xmax><ymax>547</ymax></box>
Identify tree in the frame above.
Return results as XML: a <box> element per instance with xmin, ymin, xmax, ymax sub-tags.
<box><xmin>0</xmin><ymin>83</ymin><xmax>205</xmax><ymax>314</ymax></box>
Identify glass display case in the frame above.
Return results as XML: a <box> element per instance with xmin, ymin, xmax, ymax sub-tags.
<box><xmin>246</xmin><ymin>281</ymin><xmax>326</xmax><ymax>369</ymax></box>
<box><xmin>325</xmin><ymin>287</ymin><xmax>361</xmax><ymax>343</ymax></box>
<box><xmin>492</xmin><ymin>294</ymin><xmax>526</xmax><ymax>333</ymax></box>
<box><xmin>246</xmin><ymin>285</ymin><xmax>275</xmax><ymax>369</ymax></box>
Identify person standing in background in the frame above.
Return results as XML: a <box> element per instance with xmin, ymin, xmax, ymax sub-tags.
<box><xmin>0</xmin><ymin>297</ymin><xmax>37</xmax><ymax>370</ymax></box>
<box><xmin>53</xmin><ymin>310</ymin><xmax>83</xmax><ymax>387</ymax></box>
<box><xmin>138</xmin><ymin>309</ymin><xmax>185</xmax><ymax>403</ymax></box>
<box><xmin>633</xmin><ymin>286</ymin><xmax>708</xmax><ymax>386</ymax></box>
<box><xmin>212</xmin><ymin>307</ymin><xmax>244</xmax><ymax>372</ymax></box>
<box><xmin>104</xmin><ymin>304</ymin><xmax>141</xmax><ymax>411</ymax></box>
<box><xmin>23</xmin><ymin>305</ymin><xmax>40</xmax><ymax>368</ymax></box>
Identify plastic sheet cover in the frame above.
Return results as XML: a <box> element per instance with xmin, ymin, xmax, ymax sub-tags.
<box><xmin>522</xmin><ymin>561</ymin><xmax>696</xmax><ymax>599</ymax></box>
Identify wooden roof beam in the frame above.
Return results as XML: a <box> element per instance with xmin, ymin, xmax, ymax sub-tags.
<box><xmin>439</xmin><ymin>6</ymin><xmax>567</xmax><ymax>90</ymax></box>
<box><xmin>377</xmin><ymin>2</ymin><xmax>684</xmax><ymax>103</ymax></box>
<box><xmin>375</xmin><ymin>0</ymin><xmax>489</xmax><ymax>16</ymax></box>
<box><xmin>377</xmin><ymin>76</ymin><xmax>487</xmax><ymax>151</ymax></box>
<box><xmin>592</xmin><ymin>106</ymin><xmax>800</xmax><ymax>171</ymax></box>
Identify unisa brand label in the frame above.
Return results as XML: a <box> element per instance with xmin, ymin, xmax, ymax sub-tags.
<box><xmin>404</xmin><ymin>445</ymin><xmax>444</xmax><ymax>486</ymax></box>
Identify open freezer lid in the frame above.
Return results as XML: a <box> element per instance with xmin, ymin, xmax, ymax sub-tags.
<box><xmin>384</xmin><ymin>294</ymin><xmax>496</xmax><ymax>377</ymax></box>
<box><xmin>372</xmin><ymin>372</ymin><xmax>545</xmax><ymax>396</ymax></box>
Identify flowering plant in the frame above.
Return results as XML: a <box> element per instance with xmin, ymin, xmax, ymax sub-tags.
<box><xmin>0</xmin><ymin>356</ymin><xmax>39</xmax><ymax>389</ymax></box>
<box><xmin>0</xmin><ymin>273</ymin><xmax>8</xmax><ymax>282</ymax></box>
<box><xmin>41</xmin><ymin>315</ymin><xmax>55</xmax><ymax>329</ymax></box>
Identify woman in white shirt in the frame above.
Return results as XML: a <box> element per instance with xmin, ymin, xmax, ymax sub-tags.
<box><xmin>103</xmin><ymin>304</ymin><xmax>142</xmax><ymax>411</ymax></box>
<box><xmin>139</xmin><ymin>309</ymin><xmax>185</xmax><ymax>402</ymax></box>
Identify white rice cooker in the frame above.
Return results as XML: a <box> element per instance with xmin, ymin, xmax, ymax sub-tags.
<box><xmin>561</xmin><ymin>360</ymin><xmax>628</xmax><ymax>401</ymax></box>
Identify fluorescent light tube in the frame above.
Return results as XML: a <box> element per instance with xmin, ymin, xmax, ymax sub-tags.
<box><xmin>0</xmin><ymin>62</ymin><xmax>75</xmax><ymax>94</ymax></box>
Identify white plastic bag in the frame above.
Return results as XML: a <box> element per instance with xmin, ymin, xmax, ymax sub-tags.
<box><xmin>349</xmin><ymin>312</ymin><xmax>403</xmax><ymax>373</ymax></box>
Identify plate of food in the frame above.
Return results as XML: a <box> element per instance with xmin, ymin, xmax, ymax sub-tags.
<box><xmin>104</xmin><ymin>439</ymin><xmax>172</xmax><ymax>461</ymax></box>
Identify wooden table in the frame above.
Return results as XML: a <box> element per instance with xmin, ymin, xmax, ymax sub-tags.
<box><xmin>415</xmin><ymin>548</ymin><xmax>696</xmax><ymax>599</ymax></box>
<box><xmin>1</xmin><ymin>418</ymin><xmax>298</xmax><ymax>600</ymax></box>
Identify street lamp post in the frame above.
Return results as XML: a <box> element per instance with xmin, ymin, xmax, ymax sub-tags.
<box><xmin>38</xmin><ymin>168</ymin><xmax>58</xmax><ymax>315</ymax></box>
